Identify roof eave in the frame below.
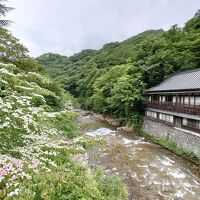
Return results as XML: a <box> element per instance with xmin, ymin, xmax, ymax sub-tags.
<box><xmin>147</xmin><ymin>88</ymin><xmax>200</xmax><ymax>94</ymax></box>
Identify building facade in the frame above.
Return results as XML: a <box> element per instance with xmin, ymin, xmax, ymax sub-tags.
<box><xmin>144</xmin><ymin>68</ymin><xmax>200</xmax><ymax>155</ymax></box>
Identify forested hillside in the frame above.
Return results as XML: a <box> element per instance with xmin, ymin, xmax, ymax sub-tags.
<box><xmin>37</xmin><ymin>10</ymin><xmax>200</xmax><ymax>124</ymax></box>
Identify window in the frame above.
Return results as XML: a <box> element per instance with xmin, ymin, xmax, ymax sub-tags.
<box><xmin>146</xmin><ymin>111</ymin><xmax>157</xmax><ymax>119</ymax></box>
<box><xmin>196</xmin><ymin>97</ymin><xmax>200</xmax><ymax>106</ymax></box>
<box><xmin>177</xmin><ymin>97</ymin><xmax>180</xmax><ymax>104</ymax></box>
<box><xmin>170</xmin><ymin>116</ymin><xmax>174</xmax><ymax>123</ymax></box>
<box><xmin>148</xmin><ymin>96</ymin><xmax>152</xmax><ymax>102</ymax></box>
<box><xmin>159</xmin><ymin>113</ymin><xmax>174</xmax><ymax>123</ymax></box>
<box><xmin>190</xmin><ymin>97</ymin><xmax>195</xmax><ymax>106</ymax></box>
<box><xmin>184</xmin><ymin>96</ymin><xmax>189</xmax><ymax>105</ymax></box>
<box><xmin>183</xmin><ymin>118</ymin><xmax>200</xmax><ymax>129</ymax></box>
<box><xmin>166</xmin><ymin>115</ymin><xmax>170</xmax><ymax>122</ymax></box>
<box><xmin>162</xmin><ymin>96</ymin><xmax>166</xmax><ymax>102</ymax></box>
<box><xmin>172</xmin><ymin>96</ymin><xmax>176</xmax><ymax>104</ymax></box>
<box><xmin>183</xmin><ymin>118</ymin><xmax>187</xmax><ymax>126</ymax></box>
<box><xmin>181</xmin><ymin>96</ymin><xmax>184</xmax><ymax>104</ymax></box>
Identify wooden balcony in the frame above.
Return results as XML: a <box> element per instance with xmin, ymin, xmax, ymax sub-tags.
<box><xmin>148</xmin><ymin>101</ymin><xmax>200</xmax><ymax>116</ymax></box>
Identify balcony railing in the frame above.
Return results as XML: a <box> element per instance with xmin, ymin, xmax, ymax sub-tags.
<box><xmin>148</xmin><ymin>101</ymin><xmax>200</xmax><ymax>116</ymax></box>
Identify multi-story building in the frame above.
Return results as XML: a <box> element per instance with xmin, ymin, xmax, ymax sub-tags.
<box><xmin>144</xmin><ymin>68</ymin><xmax>200</xmax><ymax>155</ymax></box>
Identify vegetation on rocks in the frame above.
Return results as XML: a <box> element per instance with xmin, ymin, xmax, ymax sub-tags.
<box><xmin>143</xmin><ymin>132</ymin><xmax>200</xmax><ymax>162</ymax></box>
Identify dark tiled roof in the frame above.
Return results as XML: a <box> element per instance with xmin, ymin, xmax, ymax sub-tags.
<box><xmin>147</xmin><ymin>68</ymin><xmax>200</xmax><ymax>92</ymax></box>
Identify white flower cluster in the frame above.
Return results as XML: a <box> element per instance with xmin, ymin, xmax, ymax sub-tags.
<box><xmin>0</xmin><ymin>63</ymin><xmax>82</xmax><ymax>197</ymax></box>
<box><xmin>0</xmin><ymin>62</ymin><xmax>15</xmax><ymax>68</ymax></box>
<box><xmin>0</xmin><ymin>115</ymin><xmax>80</xmax><ymax>196</ymax></box>
<box><xmin>0</xmin><ymin>155</ymin><xmax>32</xmax><ymax>197</ymax></box>
<box><xmin>17</xmin><ymin>71</ymin><xmax>52</xmax><ymax>85</ymax></box>
<box><xmin>0</xmin><ymin>63</ymin><xmax>81</xmax><ymax>198</ymax></box>
<box><xmin>0</xmin><ymin>65</ymin><xmax>48</xmax><ymax>133</ymax></box>
<box><xmin>0</xmin><ymin>68</ymin><xmax>15</xmax><ymax>76</ymax></box>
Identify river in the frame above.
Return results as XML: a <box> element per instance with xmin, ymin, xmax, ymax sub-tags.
<box><xmin>78</xmin><ymin>113</ymin><xmax>200</xmax><ymax>200</ymax></box>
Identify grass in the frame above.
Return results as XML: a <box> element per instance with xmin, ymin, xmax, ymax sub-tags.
<box><xmin>15</xmin><ymin>146</ymin><xmax>128</xmax><ymax>200</ymax></box>
<box><xmin>143</xmin><ymin>132</ymin><xmax>200</xmax><ymax>163</ymax></box>
<box><xmin>52</xmin><ymin>112</ymin><xmax>80</xmax><ymax>138</ymax></box>
<box><xmin>78</xmin><ymin>137</ymin><xmax>106</xmax><ymax>149</ymax></box>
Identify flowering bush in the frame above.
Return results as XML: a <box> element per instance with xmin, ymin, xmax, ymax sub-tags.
<box><xmin>0</xmin><ymin>63</ymin><xmax>127</xmax><ymax>199</ymax></box>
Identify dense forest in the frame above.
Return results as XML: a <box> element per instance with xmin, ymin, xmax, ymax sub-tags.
<box><xmin>37</xmin><ymin>10</ymin><xmax>200</xmax><ymax>125</ymax></box>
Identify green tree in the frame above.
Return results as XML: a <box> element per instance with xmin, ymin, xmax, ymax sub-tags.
<box><xmin>0</xmin><ymin>0</ymin><xmax>13</xmax><ymax>27</ymax></box>
<box><xmin>184</xmin><ymin>10</ymin><xmax>200</xmax><ymax>32</ymax></box>
<box><xmin>0</xmin><ymin>28</ymin><xmax>40</xmax><ymax>71</ymax></box>
<box><xmin>109</xmin><ymin>73</ymin><xmax>146</xmax><ymax>120</ymax></box>
<box><xmin>91</xmin><ymin>65</ymin><xmax>128</xmax><ymax>113</ymax></box>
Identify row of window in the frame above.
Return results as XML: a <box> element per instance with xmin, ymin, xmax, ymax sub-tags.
<box><xmin>146</xmin><ymin>111</ymin><xmax>200</xmax><ymax>130</ymax></box>
<box><xmin>159</xmin><ymin>96</ymin><xmax>166</xmax><ymax>103</ymax></box>
<box><xmin>183</xmin><ymin>118</ymin><xmax>200</xmax><ymax>129</ymax></box>
<box><xmin>146</xmin><ymin>111</ymin><xmax>173</xmax><ymax>123</ymax></box>
<box><xmin>159</xmin><ymin>113</ymin><xmax>174</xmax><ymax>123</ymax></box>
<box><xmin>149</xmin><ymin>95</ymin><xmax>200</xmax><ymax>106</ymax></box>
<box><xmin>174</xmin><ymin>96</ymin><xmax>200</xmax><ymax>106</ymax></box>
<box><xmin>146</xmin><ymin>111</ymin><xmax>157</xmax><ymax>119</ymax></box>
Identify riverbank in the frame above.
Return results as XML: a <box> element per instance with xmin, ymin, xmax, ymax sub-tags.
<box><xmin>77</xmin><ymin>112</ymin><xmax>200</xmax><ymax>200</ymax></box>
<box><xmin>0</xmin><ymin>78</ymin><xmax>128</xmax><ymax>200</ymax></box>
<box><xmin>78</xmin><ymin>111</ymin><xmax>200</xmax><ymax>166</ymax></box>
<box><xmin>143</xmin><ymin>132</ymin><xmax>200</xmax><ymax>167</ymax></box>
<box><xmin>143</xmin><ymin>117</ymin><xmax>200</xmax><ymax>165</ymax></box>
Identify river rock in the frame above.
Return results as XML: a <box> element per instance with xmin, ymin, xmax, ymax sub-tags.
<box><xmin>105</xmin><ymin>168</ymin><xmax>112</xmax><ymax>175</ymax></box>
<box><xmin>117</xmin><ymin>126</ymin><xmax>133</xmax><ymax>132</ymax></box>
<box><xmin>112</xmin><ymin>167</ymin><xmax>117</xmax><ymax>171</ymax></box>
<box><xmin>92</xmin><ymin>113</ymin><xmax>104</xmax><ymax>120</ymax></box>
<box><xmin>73</xmin><ymin>153</ymin><xmax>89</xmax><ymax>167</ymax></box>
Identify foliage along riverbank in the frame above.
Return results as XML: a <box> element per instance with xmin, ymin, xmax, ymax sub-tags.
<box><xmin>143</xmin><ymin>132</ymin><xmax>200</xmax><ymax>166</ymax></box>
<box><xmin>0</xmin><ymin>24</ymin><xmax>127</xmax><ymax>199</ymax></box>
<box><xmin>37</xmin><ymin>10</ymin><xmax>200</xmax><ymax>125</ymax></box>
<box><xmin>0</xmin><ymin>62</ymin><xmax>127</xmax><ymax>199</ymax></box>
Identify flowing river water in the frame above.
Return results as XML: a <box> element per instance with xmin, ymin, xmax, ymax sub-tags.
<box><xmin>78</xmin><ymin>113</ymin><xmax>200</xmax><ymax>200</ymax></box>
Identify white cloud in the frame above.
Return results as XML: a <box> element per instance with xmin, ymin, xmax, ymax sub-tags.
<box><xmin>7</xmin><ymin>0</ymin><xmax>200</xmax><ymax>57</ymax></box>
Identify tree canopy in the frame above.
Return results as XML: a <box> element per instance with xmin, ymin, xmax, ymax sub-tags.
<box><xmin>37</xmin><ymin>10</ymin><xmax>200</xmax><ymax>124</ymax></box>
<box><xmin>0</xmin><ymin>0</ymin><xmax>13</xmax><ymax>27</ymax></box>
<box><xmin>0</xmin><ymin>28</ymin><xmax>41</xmax><ymax>71</ymax></box>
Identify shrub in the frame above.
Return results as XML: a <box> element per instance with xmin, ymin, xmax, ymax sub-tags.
<box><xmin>144</xmin><ymin>132</ymin><xmax>199</xmax><ymax>161</ymax></box>
<box><xmin>52</xmin><ymin>112</ymin><xmax>79</xmax><ymax>138</ymax></box>
<box><xmin>78</xmin><ymin>137</ymin><xmax>106</xmax><ymax>149</ymax></box>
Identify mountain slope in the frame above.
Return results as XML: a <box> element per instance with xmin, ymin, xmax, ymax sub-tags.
<box><xmin>37</xmin><ymin>11</ymin><xmax>200</xmax><ymax>124</ymax></box>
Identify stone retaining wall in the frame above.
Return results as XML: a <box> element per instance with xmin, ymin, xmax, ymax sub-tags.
<box><xmin>143</xmin><ymin>117</ymin><xmax>200</xmax><ymax>156</ymax></box>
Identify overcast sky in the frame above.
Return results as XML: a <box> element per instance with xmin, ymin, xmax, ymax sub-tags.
<box><xmin>7</xmin><ymin>0</ymin><xmax>200</xmax><ymax>57</ymax></box>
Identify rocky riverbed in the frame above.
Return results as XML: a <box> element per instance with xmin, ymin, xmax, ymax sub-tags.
<box><xmin>77</xmin><ymin>112</ymin><xmax>200</xmax><ymax>200</ymax></box>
